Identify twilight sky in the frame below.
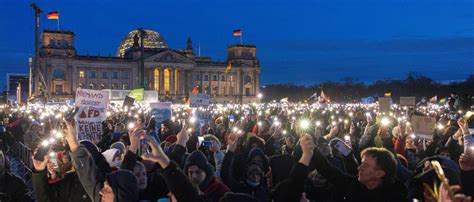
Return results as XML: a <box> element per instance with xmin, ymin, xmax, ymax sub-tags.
<box><xmin>0</xmin><ymin>0</ymin><xmax>473</xmax><ymax>88</ymax></box>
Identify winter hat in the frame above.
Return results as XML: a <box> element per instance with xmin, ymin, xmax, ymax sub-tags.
<box><xmin>102</xmin><ymin>148</ymin><xmax>122</xmax><ymax>168</ymax></box>
<box><xmin>184</xmin><ymin>150</ymin><xmax>214</xmax><ymax>188</ymax></box>
<box><xmin>105</xmin><ymin>170</ymin><xmax>138</xmax><ymax>202</ymax></box>
<box><xmin>109</xmin><ymin>142</ymin><xmax>126</xmax><ymax>153</ymax></box>
<box><xmin>247</xmin><ymin>147</ymin><xmax>269</xmax><ymax>173</ymax></box>
<box><xmin>184</xmin><ymin>151</ymin><xmax>213</xmax><ymax>176</ymax></box>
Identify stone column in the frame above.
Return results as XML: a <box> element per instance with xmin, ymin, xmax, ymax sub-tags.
<box><xmin>159</xmin><ymin>67</ymin><xmax>164</xmax><ymax>95</ymax></box>
<box><xmin>170</xmin><ymin>68</ymin><xmax>175</xmax><ymax>97</ymax></box>
<box><xmin>199</xmin><ymin>71</ymin><xmax>203</xmax><ymax>93</ymax></box>
<box><xmin>208</xmin><ymin>71</ymin><xmax>212</xmax><ymax>97</ymax></box>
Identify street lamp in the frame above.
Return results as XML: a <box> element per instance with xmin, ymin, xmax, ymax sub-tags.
<box><xmin>28</xmin><ymin>56</ymin><xmax>33</xmax><ymax>98</ymax></box>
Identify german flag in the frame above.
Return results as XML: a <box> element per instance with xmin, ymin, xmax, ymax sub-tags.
<box><xmin>233</xmin><ymin>29</ymin><xmax>242</xmax><ymax>36</ymax></box>
<box><xmin>47</xmin><ymin>11</ymin><xmax>59</xmax><ymax>20</ymax></box>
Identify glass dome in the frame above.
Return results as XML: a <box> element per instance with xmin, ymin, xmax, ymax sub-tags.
<box><xmin>116</xmin><ymin>29</ymin><xmax>168</xmax><ymax>57</ymax></box>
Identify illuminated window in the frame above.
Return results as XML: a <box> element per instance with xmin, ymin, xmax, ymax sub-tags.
<box><xmin>164</xmin><ymin>69</ymin><xmax>170</xmax><ymax>93</ymax></box>
<box><xmin>154</xmin><ymin>68</ymin><xmax>160</xmax><ymax>91</ymax></box>
<box><xmin>79</xmin><ymin>70</ymin><xmax>85</xmax><ymax>78</ymax></box>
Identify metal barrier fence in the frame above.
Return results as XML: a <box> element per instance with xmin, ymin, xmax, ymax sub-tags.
<box><xmin>8</xmin><ymin>141</ymin><xmax>35</xmax><ymax>200</ymax></box>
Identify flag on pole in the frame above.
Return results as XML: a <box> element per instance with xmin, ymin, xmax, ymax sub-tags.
<box><xmin>185</xmin><ymin>85</ymin><xmax>200</xmax><ymax>110</ymax></box>
<box><xmin>47</xmin><ymin>11</ymin><xmax>59</xmax><ymax>20</ymax></box>
<box><xmin>430</xmin><ymin>96</ymin><xmax>438</xmax><ymax>103</ymax></box>
<box><xmin>319</xmin><ymin>90</ymin><xmax>330</xmax><ymax>103</ymax></box>
<box><xmin>233</xmin><ymin>29</ymin><xmax>242</xmax><ymax>36</ymax></box>
<box><xmin>225</xmin><ymin>62</ymin><xmax>232</xmax><ymax>75</ymax></box>
<box><xmin>439</xmin><ymin>98</ymin><xmax>447</xmax><ymax>104</ymax></box>
<box><xmin>128</xmin><ymin>88</ymin><xmax>144</xmax><ymax>101</ymax></box>
<box><xmin>308</xmin><ymin>92</ymin><xmax>318</xmax><ymax>101</ymax></box>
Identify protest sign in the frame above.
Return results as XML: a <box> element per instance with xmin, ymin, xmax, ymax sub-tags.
<box><xmin>190</xmin><ymin>93</ymin><xmax>210</xmax><ymax>108</ymax></box>
<box><xmin>411</xmin><ymin>115</ymin><xmax>436</xmax><ymax>139</ymax></box>
<box><xmin>123</xmin><ymin>96</ymin><xmax>135</xmax><ymax>109</ymax></box>
<box><xmin>378</xmin><ymin>97</ymin><xmax>391</xmax><ymax>113</ymax></box>
<box><xmin>149</xmin><ymin>102</ymin><xmax>172</xmax><ymax>125</ymax></box>
<box><xmin>400</xmin><ymin>96</ymin><xmax>416</xmax><ymax>106</ymax></box>
<box><xmin>75</xmin><ymin>88</ymin><xmax>109</xmax><ymax>142</ymax></box>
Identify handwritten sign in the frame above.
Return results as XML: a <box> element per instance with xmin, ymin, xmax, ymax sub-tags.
<box><xmin>190</xmin><ymin>93</ymin><xmax>210</xmax><ymax>108</ymax></box>
<box><xmin>149</xmin><ymin>102</ymin><xmax>172</xmax><ymax>125</ymax></box>
<box><xmin>75</xmin><ymin>89</ymin><xmax>109</xmax><ymax>142</ymax></box>
<box><xmin>400</xmin><ymin>97</ymin><xmax>416</xmax><ymax>106</ymax></box>
<box><xmin>411</xmin><ymin>115</ymin><xmax>436</xmax><ymax>139</ymax></box>
<box><xmin>379</xmin><ymin>97</ymin><xmax>392</xmax><ymax>113</ymax></box>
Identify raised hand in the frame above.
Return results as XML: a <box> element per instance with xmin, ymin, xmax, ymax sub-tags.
<box><xmin>459</xmin><ymin>153</ymin><xmax>474</xmax><ymax>171</ymax></box>
<box><xmin>457</xmin><ymin>119</ymin><xmax>469</xmax><ymax>135</ymax></box>
<box><xmin>63</xmin><ymin>117</ymin><xmax>79</xmax><ymax>152</ymax></box>
<box><xmin>299</xmin><ymin>134</ymin><xmax>315</xmax><ymax>166</ymax></box>
<box><xmin>141</xmin><ymin>135</ymin><xmax>170</xmax><ymax>169</ymax></box>
<box><xmin>176</xmin><ymin>122</ymin><xmax>190</xmax><ymax>147</ymax></box>
<box><xmin>226</xmin><ymin>132</ymin><xmax>239</xmax><ymax>153</ymax></box>
<box><xmin>32</xmin><ymin>152</ymin><xmax>49</xmax><ymax>172</ymax></box>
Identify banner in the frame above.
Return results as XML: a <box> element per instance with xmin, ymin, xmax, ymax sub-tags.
<box><xmin>378</xmin><ymin>97</ymin><xmax>392</xmax><ymax>113</ymax></box>
<box><xmin>400</xmin><ymin>96</ymin><xmax>416</xmax><ymax>106</ymax></box>
<box><xmin>128</xmin><ymin>88</ymin><xmax>144</xmax><ymax>101</ymax></box>
<box><xmin>149</xmin><ymin>102</ymin><xmax>172</xmax><ymax>125</ymax></box>
<box><xmin>411</xmin><ymin>115</ymin><xmax>436</xmax><ymax>139</ymax></box>
<box><xmin>190</xmin><ymin>93</ymin><xmax>210</xmax><ymax>108</ymax></box>
<box><xmin>75</xmin><ymin>89</ymin><xmax>109</xmax><ymax>142</ymax></box>
<box><xmin>361</xmin><ymin>96</ymin><xmax>375</xmax><ymax>104</ymax></box>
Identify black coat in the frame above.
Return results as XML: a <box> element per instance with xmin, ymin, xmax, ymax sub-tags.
<box><xmin>311</xmin><ymin>147</ymin><xmax>409</xmax><ymax>202</ymax></box>
<box><xmin>0</xmin><ymin>172</ymin><xmax>30</xmax><ymax>202</ymax></box>
<box><xmin>32</xmin><ymin>171</ymin><xmax>91</xmax><ymax>202</ymax></box>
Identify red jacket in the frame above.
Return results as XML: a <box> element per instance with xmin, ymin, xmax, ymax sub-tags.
<box><xmin>202</xmin><ymin>177</ymin><xmax>231</xmax><ymax>202</ymax></box>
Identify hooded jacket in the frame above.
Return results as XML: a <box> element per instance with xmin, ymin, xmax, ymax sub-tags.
<box><xmin>184</xmin><ymin>150</ymin><xmax>230</xmax><ymax>201</ymax></box>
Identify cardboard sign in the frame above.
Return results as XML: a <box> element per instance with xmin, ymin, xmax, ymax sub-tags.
<box><xmin>400</xmin><ymin>97</ymin><xmax>416</xmax><ymax>106</ymax></box>
<box><xmin>378</xmin><ymin>97</ymin><xmax>392</xmax><ymax>113</ymax></box>
<box><xmin>75</xmin><ymin>89</ymin><xmax>109</xmax><ymax>142</ymax></box>
<box><xmin>149</xmin><ymin>102</ymin><xmax>172</xmax><ymax>125</ymax></box>
<box><xmin>411</xmin><ymin>115</ymin><xmax>436</xmax><ymax>138</ymax></box>
<box><xmin>190</xmin><ymin>93</ymin><xmax>210</xmax><ymax>108</ymax></box>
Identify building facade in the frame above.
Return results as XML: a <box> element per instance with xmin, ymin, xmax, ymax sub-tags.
<box><xmin>34</xmin><ymin>29</ymin><xmax>260</xmax><ymax>103</ymax></box>
<box><xmin>6</xmin><ymin>73</ymin><xmax>29</xmax><ymax>104</ymax></box>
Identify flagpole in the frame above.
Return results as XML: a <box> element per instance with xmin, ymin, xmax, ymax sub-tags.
<box><xmin>240</xmin><ymin>28</ymin><xmax>243</xmax><ymax>44</ymax></box>
<box><xmin>57</xmin><ymin>18</ymin><xmax>60</xmax><ymax>30</ymax></box>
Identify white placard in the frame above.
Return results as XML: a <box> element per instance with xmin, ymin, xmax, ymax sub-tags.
<box><xmin>190</xmin><ymin>93</ymin><xmax>210</xmax><ymax>108</ymax></box>
<box><xmin>400</xmin><ymin>96</ymin><xmax>416</xmax><ymax>106</ymax></box>
<box><xmin>75</xmin><ymin>88</ymin><xmax>110</xmax><ymax>142</ymax></box>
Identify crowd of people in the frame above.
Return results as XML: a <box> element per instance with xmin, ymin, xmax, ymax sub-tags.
<box><xmin>0</xmin><ymin>95</ymin><xmax>473</xmax><ymax>202</ymax></box>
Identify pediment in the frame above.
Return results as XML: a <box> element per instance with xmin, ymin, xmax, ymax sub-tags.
<box><xmin>145</xmin><ymin>50</ymin><xmax>195</xmax><ymax>64</ymax></box>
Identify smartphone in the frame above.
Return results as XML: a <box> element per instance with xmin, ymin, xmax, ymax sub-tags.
<box><xmin>49</xmin><ymin>152</ymin><xmax>59</xmax><ymax>169</ymax></box>
<box><xmin>229</xmin><ymin>114</ymin><xmax>235</xmax><ymax>123</ymax></box>
<box><xmin>335</xmin><ymin>141</ymin><xmax>351</xmax><ymax>156</ymax></box>
<box><xmin>65</xmin><ymin>107</ymin><xmax>78</xmax><ymax>123</ymax></box>
<box><xmin>34</xmin><ymin>146</ymin><xmax>50</xmax><ymax>161</ymax></box>
<box><xmin>201</xmin><ymin>140</ymin><xmax>212</xmax><ymax>147</ymax></box>
<box><xmin>198</xmin><ymin>136</ymin><xmax>204</xmax><ymax>145</ymax></box>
